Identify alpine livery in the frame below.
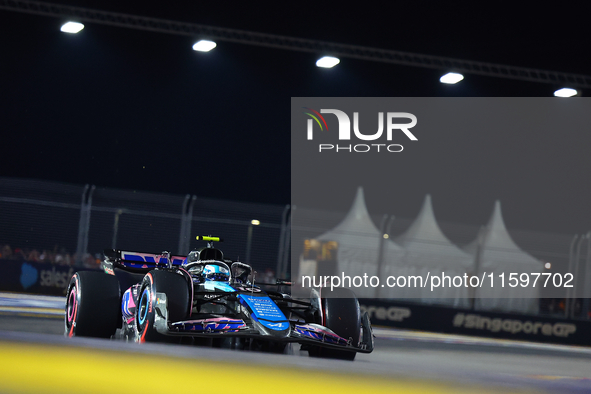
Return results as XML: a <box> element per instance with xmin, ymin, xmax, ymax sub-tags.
<box><xmin>65</xmin><ymin>236</ymin><xmax>373</xmax><ymax>360</ymax></box>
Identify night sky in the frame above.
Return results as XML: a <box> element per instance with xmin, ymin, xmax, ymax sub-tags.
<box><xmin>1</xmin><ymin>1</ymin><xmax>590</xmax><ymax>236</ymax></box>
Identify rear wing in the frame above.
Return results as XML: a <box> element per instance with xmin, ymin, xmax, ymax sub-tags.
<box><xmin>102</xmin><ymin>249</ymin><xmax>186</xmax><ymax>274</ymax></box>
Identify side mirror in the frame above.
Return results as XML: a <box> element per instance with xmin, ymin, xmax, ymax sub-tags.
<box><xmin>231</xmin><ymin>262</ymin><xmax>252</xmax><ymax>284</ymax></box>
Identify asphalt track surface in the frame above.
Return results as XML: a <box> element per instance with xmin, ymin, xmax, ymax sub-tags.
<box><xmin>1</xmin><ymin>292</ymin><xmax>590</xmax><ymax>393</ymax></box>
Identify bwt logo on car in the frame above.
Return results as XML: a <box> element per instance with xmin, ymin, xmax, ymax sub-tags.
<box><xmin>303</xmin><ymin>108</ymin><xmax>417</xmax><ymax>153</ymax></box>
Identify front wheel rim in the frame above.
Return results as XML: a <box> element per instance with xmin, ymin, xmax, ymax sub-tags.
<box><xmin>138</xmin><ymin>288</ymin><xmax>150</xmax><ymax>328</ymax></box>
<box><xmin>66</xmin><ymin>286</ymin><xmax>77</xmax><ymax>326</ymax></box>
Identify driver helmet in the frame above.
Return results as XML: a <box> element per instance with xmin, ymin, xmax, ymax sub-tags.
<box><xmin>202</xmin><ymin>264</ymin><xmax>230</xmax><ymax>282</ymax></box>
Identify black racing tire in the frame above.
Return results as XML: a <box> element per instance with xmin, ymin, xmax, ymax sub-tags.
<box><xmin>309</xmin><ymin>287</ymin><xmax>361</xmax><ymax>361</ymax></box>
<box><xmin>65</xmin><ymin>270</ymin><xmax>120</xmax><ymax>338</ymax></box>
<box><xmin>136</xmin><ymin>270</ymin><xmax>191</xmax><ymax>343</ymax></box>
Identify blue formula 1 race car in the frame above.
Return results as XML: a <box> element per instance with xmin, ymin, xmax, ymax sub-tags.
<box><xmin>65</xmin><ymin>236</ymin><xmax>373</xmax><ymax>360</ymax></box>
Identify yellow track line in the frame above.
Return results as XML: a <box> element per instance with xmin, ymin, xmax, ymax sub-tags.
<box><xmin>0</xmin><ymin>306</ymin><xmax>63</xmax><ymax>315</ymax></box>
<box><xmin>0</xmin><ymin>292</ymin><xmax>64</xmax><ymax>300</ymax></box>
<box><xmin>0</xmin><ymin>341</ymin><xmax>527</xmax><ymax>394</ymax></box>
<box><xmin>0</xmin><ymin>312</ymin><xmax>62</xmax><ymax>319</ymax></box>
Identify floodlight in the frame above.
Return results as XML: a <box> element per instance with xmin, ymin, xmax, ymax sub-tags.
<box><xmin>440</xmin><ymin>72</ymin><xmax>464</xmax><ymax>84</ymax></box>
<box><xmin>251</xmin><ymin>220</ymin><xmax>260</xmax><ymax>226</ymax></box>
<box><xmin>60</xmin><ymin>22</ymin><xmax>84</xmax><ymax>34</ymax></box>
<box><xmin>192</xmin><ymin>40</ymin><xmax>217</xmax><ymax>52</ymax></box>
<box><xmin>554</xmin><ymin>88</ymin><xmax>577</xmax><ymax>97</ymax></box>
<box><xmin>316</xmin><ymin>56</ymin><xmax>340</xmax><ymax>68</ymax></box>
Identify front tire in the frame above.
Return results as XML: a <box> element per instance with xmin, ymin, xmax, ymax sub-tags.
<box><xmin>136</xmin><ymin>270</ymin><xmax>191</xmax><ymax>343</ymax></box>
<box><xmin>65</xmin><ymin>271</ymin><xmax>120</xmax><ymax>338</ymax></box>
<box><xmin>309</xmin><ymin>287</ymin><xmax>361</xmax><ymax>360</ymax></box>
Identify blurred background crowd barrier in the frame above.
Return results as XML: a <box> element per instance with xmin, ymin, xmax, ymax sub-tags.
<box><xmin>2</xmin><ymin>177</ymin><xmax>591</xmax><ymax>347</ymax></box>
<box><xmin>0</xmin><ymin>177</ymin><xmax>291</xmax><ymax>290</ymax></box>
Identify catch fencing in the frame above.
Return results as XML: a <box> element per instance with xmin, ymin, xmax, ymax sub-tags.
<box><xmin>0</xmin><ymin>177</ymin><xmax>290</xmax><ymax>276</ymax></box>
<box><xmin>3</xmin><ymin>177</ymin><xmax>590</xmax><ymax>322</ymax></box>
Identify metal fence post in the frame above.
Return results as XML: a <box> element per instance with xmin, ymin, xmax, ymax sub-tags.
<box><xmin>178</xmin><ymin>195</ymin><xmax>189</xmax><ymax>253</ymax></box>
<box><xmin>279</xmin><ymin>206</ymin><xmax>293</xmax><ymax>279</ymax></box>
<box><xmin>570</xmin><ymin>233</ymin><xmax>586</xmax><ymax>318</ymax></box>
<box><xmin>75</xmin><ymin>184</ymin><xmax>89</xmax><ymax>266</ymax></box>
<box><xmin>245</xmin><ymin>223</ymin><xmax>253</xmax><ymax>266</ymax></box>
<box><xmin>375</xmin><ymin>214</ymin><xmax>389</xmax><ymax>298</ymax></box>
<box><xmin>471</xmin><ymin>226</ymin><xmax>486</xmax><ymax>310</ymax></box>
<box><xmin>75</xmin><ymin>184</ymin><xmax>95</xmax><ymax>266</ymax></box>
<box><xmin>581</xmin><ymin>232</ymin><xmax>591</xmax><ymax>319</ymax></box>
<box><xmin>111</xmin><ymin>209</ymin><xmax>124</xmax><ymax>250</ymax></box>
<box><xmin>177</xmin><ymin>195</ymin><xmax>197</xmax><ymax>255</ymax></box>
<box><xmin>276</xmin><ymin>205</ymin><xmax>290</xmax><ymax>277</ymax></box>
<box><xmin>565</xmin><ymin>234</ymin><xmax>579</xmax><ymax>318</ymax></box>
<box><xmin>185</xmin><ymin>196</ymin><xmax>196</xmax><ymax>254</ymax></box>
<box><xmin>178</xmin><ymin>195</ymin><xmax>190</xmax><ymax>255</ymax></box>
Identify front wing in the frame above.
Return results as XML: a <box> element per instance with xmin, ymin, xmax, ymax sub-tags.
<box><xmin>151</xmin><ymin>293</ymin><xmax>374</xmax><ymax>354</ymax></box>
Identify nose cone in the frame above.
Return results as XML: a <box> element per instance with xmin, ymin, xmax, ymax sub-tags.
<box><xmin>239</xmin><ymin>294</ymin><xmax>291</xmax><ymax>337</ymax></box>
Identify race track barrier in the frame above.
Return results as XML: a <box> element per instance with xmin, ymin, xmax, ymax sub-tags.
<box><xmin>361</xmin><ymin>298</ymin><xmax>591</xmax><ymax>347</ymax></box>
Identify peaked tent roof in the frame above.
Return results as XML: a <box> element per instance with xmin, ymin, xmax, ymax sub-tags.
<box><xmin>464</xmin><ymin>200</ymin><xmax>543</xmax><ymax>270</ymax></box>
<box><xmin>316</xmin><ymin>187</ymin><xmax>403</xmax><ymax>297</ymax></box>
<box><xmin>386</xmin><ymin>194</ymin><xmax>473</xmax><ymax>305</ymax></box>
<box><xmin>318</xmin><ymin>187</ymin><xmax>381</xmax><ymax>238</ymax></box>
<box><xmin>464</xmin><ymin>201</ymin><xmax>523</xmax><ymax>255</ymax></box>
<box><xmin>395</xmin><ymin>194</ymin><xmax>473</xmax><ymax>269</ymax></box>
<box><xmin>463</xmin><ymin>200</ymin><xmax>543</xmax><ymax>313</ymax></box>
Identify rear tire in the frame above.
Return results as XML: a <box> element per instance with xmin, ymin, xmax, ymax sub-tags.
<box><xmin>65</xmin><ymin>271</ymin><xmax>120</xmax><ymax>338</ymax></box>
<box><xmin>136</xmin><ymin>270</ymin><xmax>190</xmax><ymax>342</ymax></box>
<box><xmin>308</xmin><ymin>287</ymin><xmax>361</xmax><ymax>361</ymax></box>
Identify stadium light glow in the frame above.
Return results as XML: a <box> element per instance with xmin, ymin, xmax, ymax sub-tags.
<box><xmin>383</xmin><ymin>234</ymin><xmax>389</xmax><ymax>239</ymax></box>
<box><xmin>251</xmin><ymin>219</ymin><xmax>260</xmax><ymax>226</ymax></box>
<box><xmin>316</xmin><ymin>56</ymin><xmax>340</xmax><ymax>68</ymax></box>
<box><xmin>554</xmin><ymin>88</ymin><xmax>578</xmax><ymax>97</ymax></box>
<box><xmin>440</xmin><ymin>72</ymin><xmax>464</xmax><ymax>84</ymax></box>
<box><xmin>192</xmin><ymin>40</ymin><xmax>217</xmax><ymax>52</ymax></box>
<box><xmin>60</xmin><ymin>22</ymin><xmax>84</xmax><ymax>34</ymax></box>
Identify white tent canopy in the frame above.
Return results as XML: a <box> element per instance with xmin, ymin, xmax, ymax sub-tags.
<box><xmin>386</xmin><ymin>194</ymin><xmax>473</xmax><ymax>306</ymax></box>
<box><xmin>464</xmin><ymin>201</ymin><xmax>543</xmax><ymax>314</ymax></box>
<box><xmin>315</xmin><ymin>187</ymin><xmax>403</xmax><ymax>297</ymax></box>
<box><xmin>306</xmin><ymin>189</ymin><xmax>543</xmax><ymax>311</ymax></box>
